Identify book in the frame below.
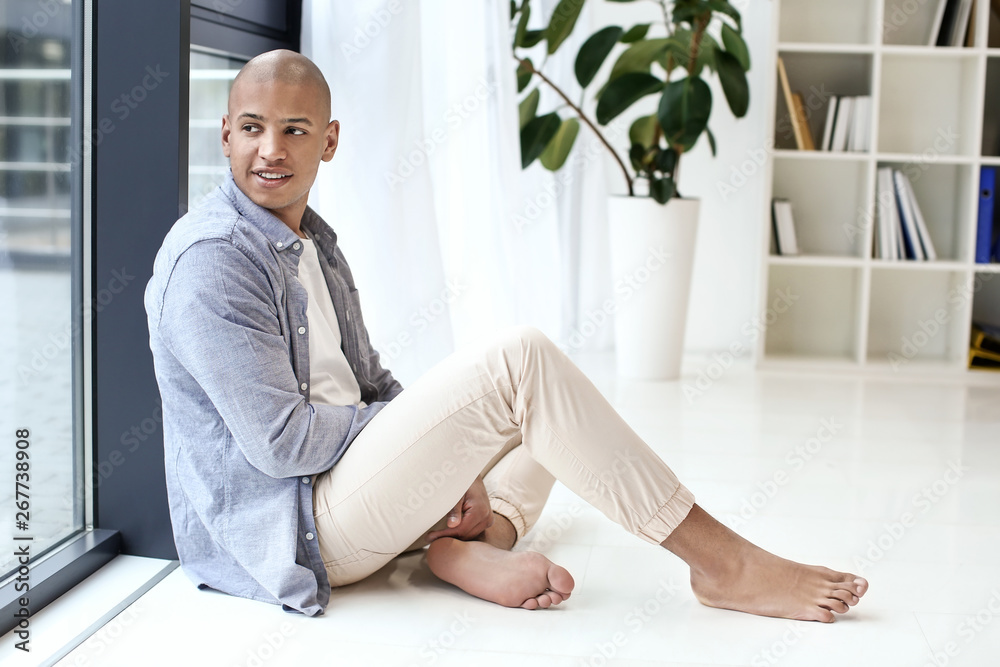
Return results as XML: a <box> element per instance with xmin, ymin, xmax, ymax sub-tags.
<box><xmin>929</xmin><ymin>0</ymin><xmax>951</xmax><ymax>45</ymax></box>
<box><xmin>772</xmin><ymin>199</ymin><xmax>799</xmax><ymax>256</ymax></box>
<box><xmin>777</xmin><ymin>57</ymin><xmax>809</xmax><ymax>150</ymax></box>
<box><xmin>936</xmin><ymin>0</ymin><xmax>963</xmax><ymax>46</ymax></box>
<box><xmin>877</xmin><ymin>167</ymin><xmax>900</xmax><ymax>259</ymax></box>
<box><xmin>900</xmin><ymin>175</ymin><xmax>938</xmax><ymax>260</ymax></box>
<box><xmin>950</xmin><ymin>0</ymin><xmax>975</xmax><ymax>45</ymax></box>
<box><xmin>830</xmin><ymin>97</ymin><xmax>853</xmax><ymax>152</ymax></box>
<box><xmin>966</xmin><ymin>0</ymin><xmax>978</xmax><ymax>47</ymax></box>
<box><xmin>849</xmin><ymin>96</ymin><xmax>871</xmax><ymax>152</ymax></box>
<box><xmin>821</xmin><ymin>95</ymin><xmax>839</xmax><ymax>151</ymax></box>
<box><xmin>893</xmin><ymin>170</ymin><xmax>925</xmax><ymax>259</ymax></box>
<box><xmin>976</xmin><ymin>166</ymin><xmax>996</xmax><ymax>263</ymax></box>
<box><xmin>791</xmin><ymin>92</ymin><xmax>816</xmax><ymax>150</ymax></box>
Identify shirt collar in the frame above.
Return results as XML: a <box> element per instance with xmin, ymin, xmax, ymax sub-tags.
<box><xmin>221</xmin><ymin>171</ymin><xmax>301</xmax><ymax>253</ymax></box>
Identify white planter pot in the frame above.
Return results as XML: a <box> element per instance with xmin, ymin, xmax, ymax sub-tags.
<box><xmin>608</xmin><ymin>196</ymin><xmax>700</xmax><ymax>380</ymax></box>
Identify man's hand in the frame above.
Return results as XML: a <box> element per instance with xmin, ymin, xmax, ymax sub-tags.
<box><xmin>427</xmin><ymin>476</ymin><xmax>494</xmax><ymax>542</ymax></box>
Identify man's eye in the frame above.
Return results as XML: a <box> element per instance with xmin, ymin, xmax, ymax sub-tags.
<box><xmin>288</xmin><ymin>128</ymin><xmax>306</xmax><ymax>136</ymax></box>
<box><xmin>243</xmin><ymin>125</ymin><xmax>261</xmax><ymax>133</ymax></box>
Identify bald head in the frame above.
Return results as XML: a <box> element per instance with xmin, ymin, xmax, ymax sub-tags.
<box><xmin>230</xmin><ymin>49</ymin><xmax>331</xmax><ymax>121</ymax></box>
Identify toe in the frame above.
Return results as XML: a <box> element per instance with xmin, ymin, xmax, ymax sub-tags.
<box><xmin>829</xmin><ymin>587</ymin><xmax>857</xmax><ymax>607</ymax></box>
<box><xmin>853</xmin><ymin>577</ymin><xmax>869</xmax><ymax>596</ymax></box>
<box><xmin>822</xmin><ymin>598</ymin><xmax>850</xmax><ymax>614</ymax></box>
<box><xmin>521</xmin><ymin>598</ymin><xmax>539</xmax><ymax>610</ymax></box>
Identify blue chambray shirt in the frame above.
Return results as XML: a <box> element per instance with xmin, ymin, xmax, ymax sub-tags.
<box><xmin>144</xmin><ymin>172</ymin><xmax>402</xmax><ymax>615</ymax></box>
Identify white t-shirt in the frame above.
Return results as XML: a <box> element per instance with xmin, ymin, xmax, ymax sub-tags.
<box><xmin>296</xmin><ymin>234</ymin><xmax>366</xmax><ymax>408</ymax></box>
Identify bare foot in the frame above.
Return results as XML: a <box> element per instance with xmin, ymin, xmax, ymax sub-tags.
<box><xmin>689</xmin><ymin>543</ymin><xmax>868</xmax><ymax>622</ymax></box>
<box><xmin>663</xmin><ymin>505</ymin><xmax>868</xmax><ymax>623</ymax></box>
<box><xmin>426</xmin><ymin>537</ymin><xmax>575</xmax><ymax>609</ymax></box>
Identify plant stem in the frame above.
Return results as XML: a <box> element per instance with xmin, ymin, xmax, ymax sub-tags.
<box><xmin>515</xmin><ymin>56</ymin><xmax>634</xmax><ymax>196</ymax></box>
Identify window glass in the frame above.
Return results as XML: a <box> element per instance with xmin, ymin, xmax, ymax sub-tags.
<box><xmin>189</xmin><ymin>50</ymin><xmax>244</xmax><ymax>208</ymax></box>
<box><xmin>0</xmin><ymin>0</ymin><xmax>83</xmax><ymax>578</ymax></box>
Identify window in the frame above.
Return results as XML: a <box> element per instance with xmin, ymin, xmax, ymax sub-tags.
<box><xmin>189</xmin><ymin>50</ymin><xmax>244</xmax><ymax>208</ymax></box>
<box><xmin>1</xmin><ymin>0</ymin><xmax>84</xmax><ymax>580</ymax></box>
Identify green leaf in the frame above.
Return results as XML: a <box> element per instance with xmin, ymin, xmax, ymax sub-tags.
<box><xmin>654</xmin><ymin>146</ymin><xmax>678</xmax><ymax>174</ymax></box>
<box><xmin>514</xmin><ymin>4</ymin><xmax>531</xmax><ymax>47</ymax></box>
<box><xmin>545</xmin><ymin>0</ymin><xmax>587</xmax><ymax>55</ymax></box>
<box><xmin>519</xmin><ymin>88</ymin><xmax>540</xmax><ymax>129</ymax></box>
<box><xmin>520</xmin><ymin>112</ymin><xmax>562</xmax><ymax>168</ymax></box>
<box><xmin>596</xmin><ymin>72</ymin><xmax>664</xmax><ymax>125</ymax></box>
<box><xmin>628</xmin><ymin>114</ymin><xmax>658</xmax><ymax>149</ymax></box>
<box><xmin>650</xmin><ymin>176</ymin><xmax>676</xmax><ymax>204</ymax></box>
<box><xmin>716</xmin><ymin>50</ymin><xmax>750</xmax><ymax>117</ymax></box>
<box><xmin>510</xmin><ymin>0</ymin><xmax>516</xmax><ymax>21</ymax></box>
<box><xmin>540</xmin><ymin>117</ymin><xmax>581</xmax><ymax>170</ymax></box>
<box><xmin>707</xmin><ymin>0</ymin><xmax>742</xmax><ymax>30</ymax></box>
<box><xmin>657</xmin><ymin>76</ymin><xmax>712</xmax><ymax>151</ymax></box>
<box><xmin>606</xmin><ymin>38</ymin><xmax>672</xmax><ymax>84</ymax></box>
<box><xmin>659</xmin><ymin>29</ymin><xmax>718</xmax><ymax>77</ymax></box>
<box><xmin>628</xmin><ymin>143</ymin><xmax>646</xmax><ymax>171</ymax></box>
<box><xmin>706</xmin><ymin>126</ymin><xmax>717</xmax><ymax>156</ymax></box>
<box><xmin>523</xmin><ymin>29</ymin><xmax>545</xmax><ymax>48</ymax></box>
<box><xmin>621</xmin><ymin>24</ymin><xmax>650</xmax><ymax>43</ymax></box>
<box><xmin>721</xmin><ymin>23</ymin><xmax>750</xmax><ymax>71</ymax></box>
<box><xmin>516</xmin><ymin>58</ymin><xmax>534</xmax><ymax>92</ymax></box>
<box><xmin>575</xmin><ymin>26</ymin><xmax>624</xmax><ymax>88</ymax></box>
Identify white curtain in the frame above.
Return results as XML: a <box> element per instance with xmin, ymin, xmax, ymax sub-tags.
<box><xmin>303</xmin><ymin>0</ymin><xmax>614</xmax><ymax>385</ymax></box>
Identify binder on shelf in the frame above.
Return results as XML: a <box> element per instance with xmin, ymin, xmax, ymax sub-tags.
<box><xmin>950</xmin><ymin>0</ymin><xmax>975</xmax><ymax>46</ymax></box>
<box><xmin>969</xmin><ymin>348</ymin><xmax>1000</xmax><ymax>370</ymax></box>
<box><xmin>976</xmin><ymin>166</ymin><xmax>996</xmax><ymax>263</ymax></box>
<box><xmin>771</xmin><ymin>199</ymin><xmax>799</xmax><ymax>256</ymax></box>
<box><xmin>876</xmin><ymin>167</ymin><xmax>901</xmax><ymax>259</ymax></box>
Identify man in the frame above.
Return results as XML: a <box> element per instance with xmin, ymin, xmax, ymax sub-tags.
<box><xmin>145</xmin><ymin>50</ymin><xmax>868</xmax><ymax>621</ymax></box>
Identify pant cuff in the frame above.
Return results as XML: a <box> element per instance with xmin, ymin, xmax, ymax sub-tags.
<box><xmin>635</xmin><ymin>484</ymin><xmax>696</xmax><ymax>545</ymax></box>
<box><xmin>490</xmin><ymin>496</ymin><xmax>527</xmax><ymax>547</ymax></box>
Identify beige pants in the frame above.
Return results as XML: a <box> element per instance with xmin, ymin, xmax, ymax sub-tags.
<box><xmin>312</xmin><ymin>326</ymin><xmax>695</xmax><ymax>587</ymax></box>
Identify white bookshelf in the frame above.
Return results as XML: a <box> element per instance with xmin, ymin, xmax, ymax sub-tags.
<box><xmin>756</xmin><ymin>0</ymin><xmax>1000</xmax><ymax>373</ymax></box>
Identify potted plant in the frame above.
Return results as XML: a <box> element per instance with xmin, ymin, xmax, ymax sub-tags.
<box><xmin>512</xmin><ymin>0</ymin><xmax>751</xmax><ymax>380</ymax></box>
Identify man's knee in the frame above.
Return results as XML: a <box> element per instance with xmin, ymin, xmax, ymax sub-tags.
<box><xmin>507</xmin><ymin>325</ymin><xmax>554</xmax><ymax>351</ymax></box>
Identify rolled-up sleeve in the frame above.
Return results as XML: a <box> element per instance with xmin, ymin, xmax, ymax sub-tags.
<box><xmin>157</xmin><ymin>239</ymin><xmax>385</xmax><ymax>479</ymax></box>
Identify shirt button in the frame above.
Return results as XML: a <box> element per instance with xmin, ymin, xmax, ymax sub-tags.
<box><xmin>276</xmin><ymin>241</ymin><xmax>284</xmax><ymax>248</ymax></box>
<box><xmin>298</xmin><ymin>326</ymin><xmax>306</xmax><ymax>335</ymax></box>
<box><xmin>305</xmin><ymin>532</ymin><xmax>315</xmax><ymax>540</ymax></box>
<box><xmin>302</xmin><ymin>477</ymin><xmax>310</xmax><ymax>484</ymax></box>
<box><xmin>300</xmin><ymin>382</ymin><xmax>308</xmax><ymax>391</ymax></box>
<box><xmin>293</xmin><ymin>242</ymin><xmax>301</xmax><ymax>251</ymax></box>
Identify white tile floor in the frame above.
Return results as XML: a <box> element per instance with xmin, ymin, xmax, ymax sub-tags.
<box><xmin>22</xmin><ymin>355</ymin><xmax>1000</xmax><ymax>666</ymax></box>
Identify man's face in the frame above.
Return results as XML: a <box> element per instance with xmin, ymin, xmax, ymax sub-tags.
<box><xmin>222</xmin><ymin>78</ymin><xmax>338</xmax><ymax>230</ymax></box>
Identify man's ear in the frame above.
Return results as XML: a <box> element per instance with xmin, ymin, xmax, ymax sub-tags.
<box><xmin>321</xmin><ymin>119</ymin><xmax>340</xmax><ymax>162</ymax></box>
<box><xmin>221</xmin><ymin>114</ymin><xmax>232</xmax><ymax>158</ymax></box>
